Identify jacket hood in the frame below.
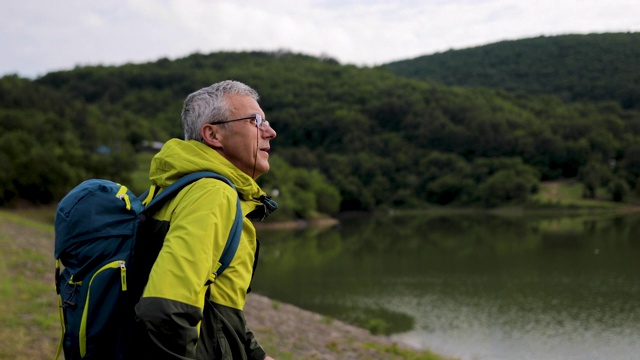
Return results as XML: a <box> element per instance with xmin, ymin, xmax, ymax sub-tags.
<box><xmin>149</xmin><ymin>139</ymin><xmax>266</xmax><ymax>202</ymax></box>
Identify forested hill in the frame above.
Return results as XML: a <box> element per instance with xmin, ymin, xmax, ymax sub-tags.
<box><xmin>2</xmin><ymin>47</ymin><xmax>640</xmax><ymax>216</ymax></box>
<box><xmin>383</xmin><ymin>33</ymin><xmax>640</xmax><ymax>109</ymax></box>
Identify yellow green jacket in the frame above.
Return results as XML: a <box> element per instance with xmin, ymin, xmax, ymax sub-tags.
<box><xmin>133</xmin><ymin>139</ymin><xmax>272</xmax><ymax>360</ymax></box>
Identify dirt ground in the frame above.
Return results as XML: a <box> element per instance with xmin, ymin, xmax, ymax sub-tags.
<box><xmin>245</xmin><ymin>293</ymin><xmax>447</xmax><ymax>360</ymax></box>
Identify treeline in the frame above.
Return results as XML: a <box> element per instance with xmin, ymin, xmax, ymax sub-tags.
<box><xmin>2</xmin><ymin>37</ymin><xmax>640</xmax><ymax>216</ymax></box>
<box><xmin>0</xmin><ymin>76</ymin><xmax>140</xmax><ymax>204</ymax></box>
<box><xmin>384</xmin><ymin>32</ymin><xmax>640</xmax><ymax>110</ymax></box>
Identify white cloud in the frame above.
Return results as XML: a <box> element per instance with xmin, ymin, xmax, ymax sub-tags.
<box><xmin>1</xmin><ymin>0</ymin><xmax>639</xmax><ymax>77</ymax></box>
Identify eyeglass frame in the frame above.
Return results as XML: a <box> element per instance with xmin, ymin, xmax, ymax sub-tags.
<box><xmin>209</xmin><ymin>114</ymin><xmax>270</xmax><ymax>129</ymax></box>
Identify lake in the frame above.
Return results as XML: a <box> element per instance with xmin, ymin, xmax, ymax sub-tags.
<box><xmin>251</xmin><ymin>211</ymin><xmax>640</xmax><ymax>360</ymax></box>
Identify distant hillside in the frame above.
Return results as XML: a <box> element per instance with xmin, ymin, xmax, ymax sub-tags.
<box><xmin>383</xmin><ymin>33</ymin><xmax>640</xmax><ymax>109</ymax></box>
<box><xmin>4</xmin><ymin>50</ymin><xmax>640</xmax><ymax>211</ymax></box>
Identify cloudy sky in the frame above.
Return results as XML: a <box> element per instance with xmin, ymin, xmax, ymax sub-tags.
<box><xmin>2</xmin><ymin>0</ymin><xmax>639</xmax><ymax>78</ymax></box>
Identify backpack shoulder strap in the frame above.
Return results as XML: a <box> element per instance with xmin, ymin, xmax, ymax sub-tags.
<box><xmin>144</xmin><ymin>171</ymin><xmax>243</xmax><ymax>278</ymax></box>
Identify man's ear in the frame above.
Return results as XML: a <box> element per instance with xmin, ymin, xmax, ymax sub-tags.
<box><xmin>201</xmin><ymin>124</ymin><xmax>223</xmax><ymax>148</ymax></box>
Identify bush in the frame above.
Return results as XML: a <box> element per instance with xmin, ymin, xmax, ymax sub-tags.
<box><xmin>259</xmin><ymin>155</ymin><xmax>341</xmax><ymax>219</ymax></box>
<box><xmin>608</xmin><ymin>177</ymin><xmax>629</xmax><ymax>202</ymax></box>
<box><xmin>478</xmin><ymin>169</ymin><xmax>538</xmax><ymax>207</ymax></box>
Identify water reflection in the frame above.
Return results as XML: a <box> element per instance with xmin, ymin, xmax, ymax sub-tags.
<box><xmin>252</xmin><ymin>212</ymin><xmax>640</xmax><ymax>360</ymax></box>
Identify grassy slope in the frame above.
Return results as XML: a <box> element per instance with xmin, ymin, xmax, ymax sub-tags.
<box><xmin>0</xmin><ymin>212</ymin><xmax>60</xmax><ymax>360</ymax></box>
<box><xmin>530</xmin><ymin>180</ymin><xmax>639</xmax><ymax>210</ymax></box>
<box><xmin>129</xmin><ymin>152</ymin><xmax>155</xmax><ymax>195</ymax></box>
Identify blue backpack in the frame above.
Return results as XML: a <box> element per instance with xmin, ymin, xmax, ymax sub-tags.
<box><xmin>53</xmin><ymin>171</ymin><xmax>243</xmax><ymax>360</ymax></box>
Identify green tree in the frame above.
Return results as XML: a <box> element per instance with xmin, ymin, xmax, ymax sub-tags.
<box><xmin>608</xmin><ymin>177</ymin><xmax>629</xmax><ymax>202</ymax></box>
<box><xmin>259</xmin><ymin>155</ymin><xmax>341</xmax><ymax>219</ymax></box>
<box><xmin>477</xmin><ymin>169</ymin><xmax>539</xmax><ymax>207</ymax></box>
<box><xmin>578</xmin><ymin>160</ymin><xmax>612</xmax><ymax>199</ymax></box>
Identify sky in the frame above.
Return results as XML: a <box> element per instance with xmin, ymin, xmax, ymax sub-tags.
<box><xmin>1</xmin><ymin>0</ymin><xmax>639</xmax><ymax>78</ymax></box>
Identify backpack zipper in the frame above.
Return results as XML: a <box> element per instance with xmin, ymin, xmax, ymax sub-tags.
<box><xmin>79</xmin><ymin>260</ymin><xmax>127</xmax><ymax>357</ymax></box>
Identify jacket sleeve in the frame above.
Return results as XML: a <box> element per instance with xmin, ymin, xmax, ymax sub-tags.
<box><xmin>134</xmin><ymin>297</ymin><xmax>202</xmax><ymax>359</ymax></box>
<box><xmin>245</xmin><ymin>323</ymin><xmax>267</xmax><ymax>360</ymax></box>
<box><xmin>135</xmin><ymin>181</ymin><xmax>237</xmax><ymax>359</ymax></box>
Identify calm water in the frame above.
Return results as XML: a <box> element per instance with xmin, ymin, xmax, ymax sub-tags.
<box><xmin>252</xmin><ymin>212</ymin><xmax>640</xmax><ymax>360</ymax></box>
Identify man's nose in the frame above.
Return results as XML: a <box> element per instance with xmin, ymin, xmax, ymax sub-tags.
<box><xmin>262</xmin><ymin>123</ymin><xmax>276</xmax><ymax>139</ymax></box>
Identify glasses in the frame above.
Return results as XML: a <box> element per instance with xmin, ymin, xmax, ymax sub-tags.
<box><xmin>209</xmin><ymin>114</ymin><xmax>270</xmax><ymax>129</ymax></box>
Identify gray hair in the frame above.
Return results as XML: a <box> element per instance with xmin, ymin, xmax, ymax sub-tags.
<box><xmin>181</xmin><ymin>80</ymin><xmax>260</xmax><ymax>141</ymax></box>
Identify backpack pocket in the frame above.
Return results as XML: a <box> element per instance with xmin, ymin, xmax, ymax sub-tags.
<box><xmin>59</xmin><ymin>260</ymin><xmax>128</xmax><ymax>359</ymax></box>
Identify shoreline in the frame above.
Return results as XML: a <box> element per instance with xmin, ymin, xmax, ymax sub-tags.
<box><xmin>254</xmin><ymin>216</ymin><xmax>340</xmax><ymax>230</ymax></box>
<box><xmin>245</xmin><ymin>293</ymin><xmax>452</xmax><ymax>360</ymax></box>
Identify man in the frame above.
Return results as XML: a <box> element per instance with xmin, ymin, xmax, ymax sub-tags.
<box><xmin>134</xmin><ymin>80</ymin><xmax>278</xmax><ymax>359</ymax></box>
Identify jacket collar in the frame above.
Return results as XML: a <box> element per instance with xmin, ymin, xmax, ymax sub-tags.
<box><xmin>149</xmin><ymin>139</ymin><xmax>268</xmax><ymax>205</ymax></box>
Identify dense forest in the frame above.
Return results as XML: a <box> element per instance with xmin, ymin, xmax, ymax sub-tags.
<box><xmin>384</xmin><ymin>32</ymin><xmax>640</xmax><ymax>109</ymax></box>
<box><xmin>2</xmin><ymin>33</ymin><xmax>640</xmax><ymax>218</ymax></box>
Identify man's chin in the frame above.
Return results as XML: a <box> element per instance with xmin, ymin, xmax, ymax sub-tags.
<box><xmin>252</xmin><ymin>164</ymin><xmax>270</xmax><ymax>179</ymax></box>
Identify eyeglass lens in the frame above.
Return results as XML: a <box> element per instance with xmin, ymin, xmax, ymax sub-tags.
<box><xmin>255</xmin><ymin>114</ymin><xmax>269</xmax><ymax>128</ymax></box>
